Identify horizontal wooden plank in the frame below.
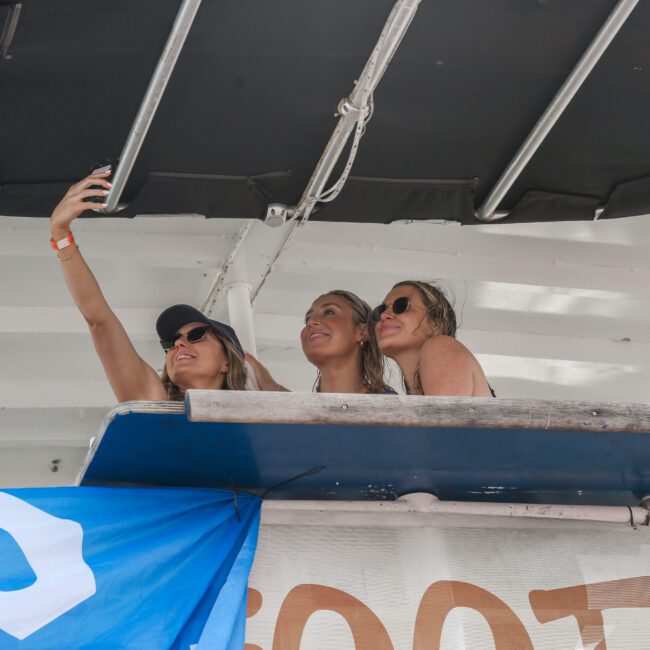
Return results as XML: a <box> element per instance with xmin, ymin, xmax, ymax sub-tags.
<box><xmin>186</xmin><ymin>391</ymin><xmax>650</xmax><ymax>434</ymax></box>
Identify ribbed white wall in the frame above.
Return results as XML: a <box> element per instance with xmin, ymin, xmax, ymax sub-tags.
<box><xmin>1</xmin><ymin>213</ymin><xmax>649</xmax><ymax>486</ymax></box>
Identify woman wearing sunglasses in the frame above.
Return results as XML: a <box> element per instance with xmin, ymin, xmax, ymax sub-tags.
<box><xmin>247</xmin><ymin>290</ymin><xmax>394</xmax><ymax>394</ymax></box>
<box><xmin>49</xmin><ymin>173</ymin><xmax>247</xmax><ymax>401</ymax></box>
<box><xmin>374</xmin><ymin>280</ymin><xmax>494</xmax><ymax>397</ymax></box>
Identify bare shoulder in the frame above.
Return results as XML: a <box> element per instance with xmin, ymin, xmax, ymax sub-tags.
<box><xmin>421</xmin><ymin>335</ymin><xmax>472</xmax><ymax>362</ymax></box>
<box><xmin>419</xmin><ymin>336</ymin><xmax>491</xmax><ymax>397</ymax></box>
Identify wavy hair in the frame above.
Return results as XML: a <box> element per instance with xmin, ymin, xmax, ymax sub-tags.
<box><xmin>392</xmin><ymin>280</ymin><xmax>457</xmax><ymax>394</ymax></box>
<box><xmin>313</xmin><ymin>289</ymin><xmax>393</xmax><ymax>394</ymax></box>
<box><xmin>161</xmin><ymin>333</ymin><xmax>247</xmax><ymax>401</ymax></box>
<box><xmin>393</xmin><ymin>280</ymin><xmax>457</xmax><ymax>338</ymax></box>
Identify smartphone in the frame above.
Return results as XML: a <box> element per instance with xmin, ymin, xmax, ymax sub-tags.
<box><xmin>86</xmin><ymin>158</ymin><xmax>119</xmax><ymax>203</ymax></box>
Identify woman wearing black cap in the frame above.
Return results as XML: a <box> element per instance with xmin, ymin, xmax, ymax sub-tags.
<box><xmin>49</xmin><ymin>174</ymin><xmax>247</xmax><ymax>401</ymax></box>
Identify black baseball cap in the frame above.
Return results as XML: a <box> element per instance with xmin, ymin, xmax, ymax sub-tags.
<box><xmin>156</xmin><ymin>304</ymin><xmax>244</xmax><ymax>356</ymax></box>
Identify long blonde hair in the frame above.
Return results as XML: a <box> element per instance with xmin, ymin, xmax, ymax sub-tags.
<box><xmin>313</xmin><ymin>290</ymin><xmax>393</xmax><ymax>394</ymax></box>
<box><xmin>392</xmin><ymin>280</ymin><xmax>457</xmax><ymax>394</ymax></box>
<box><xmin>161</xmin><ymin>334</ymin><xmax>247</xmax><ymax>401</ymax></box>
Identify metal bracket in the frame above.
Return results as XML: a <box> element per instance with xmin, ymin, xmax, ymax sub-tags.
<box><xmin>264</xmin><ymin>203</ymin><xmax>292</xmax><ymax>227</ymax></box>
<box><xmin>336</xmin><ymin>98</ymin><xmax>368</xmax><ymax>120</ymax></box>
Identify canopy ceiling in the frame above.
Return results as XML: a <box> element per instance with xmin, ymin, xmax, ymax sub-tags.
<box><xmin>1</xmin><ymin>0</ymin><xmax>650</xmax><ymax>222</ymax></box>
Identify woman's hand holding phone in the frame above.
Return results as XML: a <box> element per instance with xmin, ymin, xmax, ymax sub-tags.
<box><xmin>50</xmin><ymin>172</ymin><xmax>112</xmax><ymax>239</ymax></box>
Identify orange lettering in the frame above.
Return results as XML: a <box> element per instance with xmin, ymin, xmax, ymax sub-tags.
<box><xmin>245</xmin><ymin>588</ymin><xmax>263</xmax><ymax>650</ymax></box>
<box><xmin>413</xmin><ymin>580</ymin><xmax>533</xmax><ymax>650</ymax></box>
<box><xmin>530</xmin><ymin>576</ymin><xmax>650</xmax><ymax>650</ymax></box>
<box><xmin>273</xmin><ymin>584</ymin><xmax>393</xmax><ymax>649</ymax></box>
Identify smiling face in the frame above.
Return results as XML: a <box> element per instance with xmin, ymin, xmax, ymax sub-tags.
<box><xmin>164</xmin><ymin>321</ymin><xmax>229</xmax><ymax>390</ymax></box>
<box><xmin>300</xmin><ymin>294</ymin><xmax>366</xmax><ymax>367</ymax></box>
<box><xmin>374</xmin><ymin>284</ymin><xmax>435</xmax><ymax>357</ymax></box>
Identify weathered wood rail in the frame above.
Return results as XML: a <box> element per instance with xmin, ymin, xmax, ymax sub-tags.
<box><xmin>186</xmin><ymin>391</ymin><xmax>650</xmax><ymax>434</ymax></box>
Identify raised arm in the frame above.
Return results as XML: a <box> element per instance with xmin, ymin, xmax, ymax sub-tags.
<box><xmin>50</xmin><ymin>174</ymin><xmax>166</xmax><ymax>402</ymax></box>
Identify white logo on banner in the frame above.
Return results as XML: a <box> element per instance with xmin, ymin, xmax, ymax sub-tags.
<box><xmin>0</xmin><ymin>493</ymin><xmax>96</xmax><ymax>640</ymax></box>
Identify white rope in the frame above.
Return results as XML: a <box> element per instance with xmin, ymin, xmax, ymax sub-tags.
<box><xmin>313</xmin><ymin>48</ymin><xmax>379</xmax><ymax>206</ymax></box>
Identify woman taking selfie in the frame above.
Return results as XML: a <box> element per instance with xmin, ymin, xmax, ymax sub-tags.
<box><xmin>247</xmin><ymin>290</ymin><xmax>394</xmax><ymax>394</ymax></box>
<box><xmin>374</xmin><ymin>280</ymin><xmax>494</xmax><ymax>397</ymax></box>
<box><xmin>49</xmin><ymin>172</ymin><xmax>247</xmax><ymax>402</ymax></box>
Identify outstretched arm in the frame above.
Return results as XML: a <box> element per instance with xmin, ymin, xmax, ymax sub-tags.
<box><xmin>50</xmin><ymin>174</ymin><xmax>166</xmax><ymax>402</ymax></box>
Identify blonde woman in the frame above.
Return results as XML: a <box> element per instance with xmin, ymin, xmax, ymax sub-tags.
<box><xmin>248</xmin><ymin>290</ymin><xmax>394</xmax><ymax>394</ymax></box>
<box><xmin>374</xmin><ymin>280</ymin><xmax>494</xmax><ymax>397</ymax></box>
<box><xmin>50</xmin><ymin>173</ymin><xmax>246</xmax><ymax>402</ymax></box>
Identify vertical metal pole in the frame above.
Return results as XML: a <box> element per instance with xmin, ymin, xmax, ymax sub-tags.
<box><xmin>476</xmin><ymin>0</ymin><xmax>639</xmax><ymax>222</ymax></box>
<box><xmin>103</xmin><ymin>0</ymin><xmax>202</xmax><ymax>213</ymax></box>
<box><xmin>226</xmin><ymin>283</ymin><xmax>257</xmax><ymax>356</ymax></box>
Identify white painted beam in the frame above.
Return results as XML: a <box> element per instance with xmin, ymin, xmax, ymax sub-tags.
<box><xmin>255</xmin><ymin>293</ymin><xmax>650</xmax><ymax>345</ymax></box>
<box><xmin>0</xmin><ymin>214</ymin><xmax>243</xmax><ymax>235</ymax></box>
<box><xmin>0</xmin><ymin>447</ymin><xmax>88</xmax><ymax>488</ymax></box>
<box><xmin>0</xmin><ymin>230</ymin><xmax>234</xmax><ymax>266</ymax></box>
<box><xmin>0</xmin><ymin>379</ymin><xmax>115</xmax><ymax>409</ymax></box>
<box><xmin>297</xmin><ymin>220</ymin><xmax>650</xmax><ymax>269</ymax></box>
<box><xmin>0</xmin><ymin>306</ymin><xmax>160</xmax><ymax>335</ymax></box>
<box><xmin>0</xmin><ymin>407</ymin><xmax>105</xmax><ymax>442</ymax></box>
<box><xmin>278</xmin><ymin>241</ymin><xmax>650</xmax><ymax>296</ymax></box>
<box><xmin>252</xmin><ymin>312</ymin><xmax>650</xmax><ymax>363</ymax></box>
<box><xmin>0</xmin><ymin>257</ymin><xmax>214</xmax><ymax>309</ymax></box>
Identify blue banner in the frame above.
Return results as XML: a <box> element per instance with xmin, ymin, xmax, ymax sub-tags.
<box><xmin>0</xmin><ymin>487</ymin><xmax>261</xmax><ymax>649</ymax></box>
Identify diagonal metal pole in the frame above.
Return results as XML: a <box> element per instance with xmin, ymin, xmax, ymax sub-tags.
<box><xmin>476</xmin><ymin>0</ymin><xmax>639</xmax><ymax>223</ymax></box>
<box><xmin>103</xmin><ymin>0</ymin><xmax>202</xmax><ymax>213</ymax></box>
<box><xmin>0</xmin><ymin>2</ymin><xmax>22</xmax><ymax>61</ymax></box>
<box><xmin>293</xmin><ymin>0</ymin><xmax>421</xmax><ymax>222</ymax></box>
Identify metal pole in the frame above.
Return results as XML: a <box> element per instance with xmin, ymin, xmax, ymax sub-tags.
<box><xmin>199</xmin><ymin>219</ymin><xmax>254</xmax><ymax>316</ymax></box>
<box><xmin>476</xmin><ymin>0</ymin><xmax>639</xmax><ymax>223</ymax></box>
<box><xmin>226</xmin><ymin>282</ymin><xmax>257</xmax><ymax>356</ymax></box>
<box><xmin>0</xmin><ymin>3</ymin><xmax>22</xmax><ymax>61</ymax></box>
<box><xmin>294</xmin><ymin>0</ymin><xmax>421</xmax><ymax>221</ymax></box>
<box><xmin>103</xmin><ymin>0</ymin><xmax>202</xmax><ymax>213</ymax></box>
<box><xmin>261</xmin><ymin>495</ymin><xmax>650</xmax><ymax>527</ymax></box>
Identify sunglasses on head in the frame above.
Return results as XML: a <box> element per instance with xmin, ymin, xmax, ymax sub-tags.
<box><xmin>160</xmin><ymin>325</ymin><xmax>211</xmax><ymax>352</ymax></box>
<box><xmin>372</xmin><ymin>296</ymin><xmax>410</xmax><ymax>322</ymax></box>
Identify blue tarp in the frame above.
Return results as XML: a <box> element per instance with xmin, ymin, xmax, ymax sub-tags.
<box><xmin>0</xmin><ymin>487</ymin><xmax>261</xmax><ymax>649</ymax></box>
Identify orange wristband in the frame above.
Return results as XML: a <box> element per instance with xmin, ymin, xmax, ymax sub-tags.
<box><xmin>50</xmin><ymin>232</ymin><xmax>75</xmax><ymax>251</ymax></box>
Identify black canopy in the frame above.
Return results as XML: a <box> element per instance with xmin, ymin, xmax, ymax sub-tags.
<box><xmin>1</xmin><ymin>0</ymin><xmax>650</xmax><ymax>223</ymax></box>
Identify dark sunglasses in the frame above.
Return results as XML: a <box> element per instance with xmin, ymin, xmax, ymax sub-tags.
<box><xmin>160</xmin><ymin>325</ymin><xmax>211</xmax><ymax>352</ymax></box>
<box><xmin>372</xmin><ymin>296</ymin><xmax>410</xmax><ymax>322</ymax></box>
